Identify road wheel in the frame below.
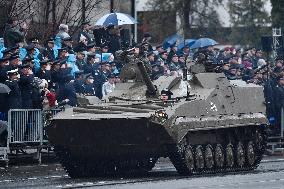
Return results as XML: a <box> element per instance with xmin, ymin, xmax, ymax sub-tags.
<box><xmin>246</xmin><ymin>141</ymin><xmax>255</xmax><ymax>166</ymax></box>
<box><xmin>184</xmin><ymin>145</ymin><xmax>194</xmax><ymax>173</ymax></box>
<box><xmin>225</xmin><ymin>144</ymin><xmax>234</xmax><ymax>168</ymax></box>
<box><xmin>195</xmin><ymin>145</ymin><xmax>204</xmax><ymax>170</ymax></box>
<box><xmin>236</xmin><ymin>142</ymin><xmax>245</xmax><ymax>167</ymax></box>
<box><xmin>204</xmin><ymin>145</ymin><xmax>214</xmax><ymax>169</ymax></box>
<box><xmin>215</xmin><ymin>144</ymin><xmax>224</xmax><ymax>168</ymax></box>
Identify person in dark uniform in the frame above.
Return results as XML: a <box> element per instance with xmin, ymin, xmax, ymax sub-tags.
<box><xmin>168</xmin><ymin>54</ymin><xmax>180</xmax><ymax>72</ymax></box>
<box><xmin>74</xmin><ymin>70</ymin><xmax>85</xmax><ymax>94</ymax></box>
<box><xmin>5</xmin><ymin>69</ymin><xmax>22</xmax><ymax>109</ymax></box>
<box><xmin>160</xmin><ymin>88</ymin><xmax>173</xmax><ymax>101</ymax></box>
<box><xmin>57</xmin><ymin>47</ymin><xmax>69</xmax><ymax>60</ymax></box>
<box><xmin>36</xmin><ymin>59</ymin><xmax>52</xmax><ymax>83</ymax></box>
<box><xmin>57</xmin><ymin>74</ymin><xmax>77</xmax><ymax>106</ymax></box>
<box><xmin>24</xmin><ymin>44</ymin><xmax>36</xmax><ymax>59</ymax></box>
<box><xmin>146</xmin><ymin>51</ymin><xmax>156</xmax><ymax>66</ymax></box>
<box><xmin>3</xmin><ymin>18</ymin><xmax>26</xmax><ymax>48</ymax></box>
<box><xmin>0</xmin><ymin>57</ymin><xmax>9</xmax><ymax>83</ymax></box>
<box><xmin>22</xmin><ymin>57</ymin><xmax>35</xmax><ymax>73</ymax></box>
<box><xmin>75</xmin><ymin>51</ymin><xmax>86</xmax><ymax>70</ymax></box>
<box><xmin>50</xmin><ymin>59</ymin><xmax>61</xmax><ymax>90</ymax></box>
<box><xmin>167</xmin><ymin>44</ymin><xmax>178</xmax><ymax>63</ymax></box>
<box><xmin>57</xmin><ymin>58</ymin><xmax>72</xmax><ymax>89</ymax></box>
<box><xmin>42</xmin><ymin>37</ymin><xmax>57</xmax><ymax>60</ymax></box>
<box><xmin>83</xmin><ymin>53</ymin><xmax>97</xmax><ymax>74</ymax></box>
<box><xmin>108</xmin><ymin>27</ymin><xmax>121</xmax><ymax>56</ymax></box>
<box><xmin>18</xmin><ymin>63</ymin><xmax>34</xmax><ymax>109</ymax></box>
<box><xmin>159</xmin><ymin>50</ymin><xmax>169</xmax><ymax>65</ymax></box>
<box><xmin>151</xmin><ymin>61</ymin><xmax>165</xmax><ymax>80</ymax></box>
<box><xmin>77</xmin><ymin>20</ymin><xmax>95</xmax><ymax>45</ymax></box>
<box><xmin>274</xmin><ymin>77</ymin><xmax>284</xmax><ymax>135</ymax></box>
<box><xmin>61</xmin><ymin>37</ymin><xmax>74</xmax><ymax>54</ymax></box>
<box><xmin>7</xmin><ymin>54</ymin><xmax>20</xmax><ymax>71</ymax></box>
<box><xmin>178</xmin><ymin>55</ymin><xmax>186</xmax><ymax>69</ymax></box>
<box><xmin>93</xmin><ymin>68</ymin><xmax>105</xmax><ymax>99</ymax></box>
<box><xmin>82</xmin><ymin>74</ymin><xmax>95</xmax><ymax>95</ymax></box>
<box><xmin>141</xmin><ymin>33</ymin><xmax>153</xmax><ymax>52</ymax></box>
<box><xmin>1</xmin><ymin>48</ymin><xmax>13</xmax><ymax>59</ymax></box>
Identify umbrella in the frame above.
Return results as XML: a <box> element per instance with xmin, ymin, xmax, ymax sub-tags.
<box><xmin>177</xmin><ymin>39</ymin><xmax>196</xmax><ymax>51</ymax></box>
<box><xmin>163</xmin><ymin>34</ymin><xmax>182</xmax><ymax>49</ymax></box>
<box><xmin>0</xmin><ymin>83</ymin><xmax>11</xmax><ymax>94</ymax></box>
<box><xmin>95</xmin><ymin>12</ymin><xmax>137</xmax><ymax>26</ymax></box>
<box><xmin>190</xmin><ymin>38</ymin><xmax>218</xmax><ymax>49</ymax></box>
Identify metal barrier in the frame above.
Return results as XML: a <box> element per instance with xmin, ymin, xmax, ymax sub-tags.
<box><xmin>8</xmin><ymin>109</ymin><xmax>43</xmax><ymax>144</ymax></box>
<box><xmin>0</xmin><ymin>109</ymin><xmax>63</xmax><ymax>165</ymax></box>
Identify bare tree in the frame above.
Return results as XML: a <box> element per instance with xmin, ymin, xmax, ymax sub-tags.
<box><xmin>1</xmin><ymin>0</ymin><xmax>105</xmax><ymax>42</ymax></box>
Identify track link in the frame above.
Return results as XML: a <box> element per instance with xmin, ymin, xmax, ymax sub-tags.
<box><xmin>168</xmin><ymin>125</ymin><xmax>267</xmax><ymax>175</ymax></box>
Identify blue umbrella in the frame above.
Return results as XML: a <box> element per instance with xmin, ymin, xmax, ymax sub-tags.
<box><xmin>95</xmin><ymin>12</ymin><xmax>137</xmax><ymax>26</ymax></box>
<box><xmin>163</xmin><ymin>34</ymin><xmax>182</xmax><ymax>49</ymax></box>
<box><xmin>190</xmin><ymin>38</ymin><xmax>218</xmax><ymax>49</ymax></box>
<box><xmin>177</xmin><ymin>39</ymin><xmax>196</xmax><ymax>51</ymax></box>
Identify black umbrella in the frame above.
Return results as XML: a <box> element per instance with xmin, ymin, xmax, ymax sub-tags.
<box><xmin>0</xmin><ymin>83</ymin><xmax>11</xmax><ymax>94</ymax></box>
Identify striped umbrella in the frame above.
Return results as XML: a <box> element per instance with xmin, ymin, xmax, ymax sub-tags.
<box><xmin>95</xmin><ymin>12</ymin><xmax>137</xmax><ymax>26</ymax></box>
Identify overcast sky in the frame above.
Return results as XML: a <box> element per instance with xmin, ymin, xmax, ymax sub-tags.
<box><xmin>136</xmin><ymin>0</ymin><xmax>272</xmax><ymax>27</ymax></box>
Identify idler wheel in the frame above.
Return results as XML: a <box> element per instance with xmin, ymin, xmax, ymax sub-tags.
<box><xmin>225</xmin><ymin>144</ymin><xmax>234</xmax><ymax>168</ymax></box>
<box><xmin>204</xmin><ymin>145</ymin><xmax>214</xmax><ymax>169</ymax></box>
<box><xmin>195</xmin><ymin>145</ymin><xmax>204</xmax><ymax>170</ymax></box>
<box><xmin>184</xmin><ymin>145</ymin><xmax>195</xmax><ymax>172</ymax></box>
<box><xmin>215</xmin><ymin>144</ymin><xmax>224</xmax><ymax>168</ymax></box>
<box><xmin>236</xmin><ymin>142</ymin><xmax>245</xmax><ymax>167</ymax></box>
<box><xmin>246</xmin><ymin>141</ymin><xmax>255</xmax><ymax>166</ymax></box>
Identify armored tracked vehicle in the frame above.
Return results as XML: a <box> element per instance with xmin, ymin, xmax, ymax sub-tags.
<box><xmin>47</xmin><ymin>62</ymin><xmax>268</xmax><ymax>178</ymax></box>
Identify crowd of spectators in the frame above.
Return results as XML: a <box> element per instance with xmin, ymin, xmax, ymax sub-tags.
<box><xmin>1</xmin><ymin>18</ymin><xmax>284</xmax><ymax>133</ymax></box>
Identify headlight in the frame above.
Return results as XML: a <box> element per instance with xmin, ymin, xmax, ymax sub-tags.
<box><xmin>153</xmin><ymin>110</ymin><xmax>168</xmax><ymax>122</ymax></box>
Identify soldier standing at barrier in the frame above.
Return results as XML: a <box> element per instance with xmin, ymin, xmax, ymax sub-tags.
<box><xmin>19</xmin><ymin>64</ymin><xmax>34</xmax><ymax>109</ymax></box>
<box><xmin>5</xmin><ymin>69</ymin><xmax>22</xmax><ymax>109</ymax></box>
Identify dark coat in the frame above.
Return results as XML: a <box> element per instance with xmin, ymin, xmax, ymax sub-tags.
<box><xmin>4</xmin><ymin>80</ymin><xmax>22</xmax><ymax>109</ymax></box>
<box><xmin>19</xmin><ymin>74</ymin><xmax>34</xmax><ymax>109</ymax></box>
<box><xmin>36</xmin><ymin>69</ymin><xmax>51</xmax><ymax>82</ymax></box>
<box><xmin>0</xmin><ymin>66</ymin><xmax>8</xmax><ymax>83</ymax></box>
<box><xmin>42</xmin><ymin>47</ymin><xmax>56</xmax><ymax>60</ymax></box>
<box><xmin>108</xmin><ymin>34</ymin><xmax>121</xmax><ymax>55</ymax></box>
<box><xmin>57</xmin><ymin>81</ymin><xmax>77</xmax><ymax>106</ymax></box>
<box><xmin>78</xmin><ymin>30</ymin><xmax>95</xmax><ymax>45</ymax></box>
<box><xmin>74</xmin><ymin>79</ymin><xmax>84</xmax><ymax>94</ymax></box>
<box><xmin>83</xmin><ymin>83</ymin><xmax>95</xmax><ymax>95</ymax></box>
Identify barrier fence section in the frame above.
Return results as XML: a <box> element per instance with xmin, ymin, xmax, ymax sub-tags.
<box><xmin>8</xmin><ymin>109</ymin><xmax>43</xmax><ymax>145</ymax></box>
<box><xmin>0</xmin><ymin>109</ymin><xmax>62</xmax><ymax>165</ymax></box>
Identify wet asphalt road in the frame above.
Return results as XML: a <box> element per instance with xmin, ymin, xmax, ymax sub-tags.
<box><xmin>1</xmin><ymin>156</ymin><xmax>284</xmax><ymax>189</ymax></box>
